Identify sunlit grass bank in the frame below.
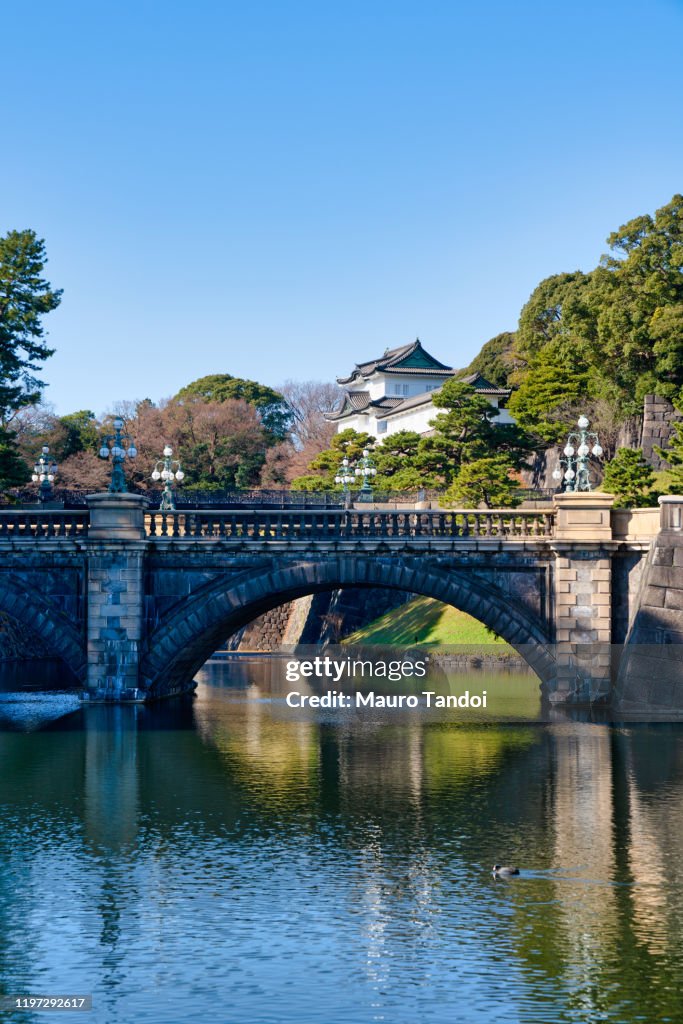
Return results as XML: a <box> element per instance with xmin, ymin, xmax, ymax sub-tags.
<box><xmin>342</xmin><ymin>595</ymin><xmax>513</xmax><ymax>651</ymax></box>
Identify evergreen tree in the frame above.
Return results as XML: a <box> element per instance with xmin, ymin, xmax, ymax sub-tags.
<box><xmin>303</xmin><ymin>429</ymin><xmax>374</xmax><ymax>488</ymax></box>
<box><xmin>0</xmin><ymin>427</ymin><xmax>30</xmax><ymax>489</ymax></box>
<box><xmin>506</xmin><ymin>194</ymin><xmax>683</xmax><ymax>428</ymax></box>
<box><xmin>0</xmin><ymin>229</ymin><xmax>62</xmax><ymax>426</ymax></box>
<box><xmin>443</xmin><ymin>456</ymin><xmax>521</xmax><ymax>509</ymax></box>
<box><xmin>372</xmin><ymin>431</ymin><xmax>429</xmax><ymax>490</ymax></box>
<box><xmin>602</xmin><ymin>448</ymin><xmax>655</xmax><ymax>507</ymax></box>
<box><xmin>507</xmin><ymin>343</ymin><xmax>592</xmax><ymax>443</ymax></box>
<box><xmin>463</xmin><ymin>331</ymin><xmax>519</xmax><ymax>388</ymax></box>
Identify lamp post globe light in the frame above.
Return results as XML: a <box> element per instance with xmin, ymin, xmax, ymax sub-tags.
<box><xmin>334</xmin><ymin>456</ymin><xmax>355</xmax><ymax>493</ymax></box>
<box><xmin>151</xmin><ymin>444</ymin><xmax>184</xmax><ymax>510</ymax></box>
<box><xmin>98</xmin><ymin>417</ymin><xmax>138</xmax><ymax>493</ymax></box>
<box><xmin>354</xmin><ymin>448</ymin><xmax>377</xmax><ymax>500</ymax></box>
<box><xmin>552</xmin><ymin>415</ymin><xmax>603</xmax><ymax>493</ymax></box>
<box><xmin>31</xmin><ymin>444</ymin><xmax>58</xmax><ymax>502</ymax></box>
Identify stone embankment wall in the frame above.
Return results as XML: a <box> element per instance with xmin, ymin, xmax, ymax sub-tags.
<box><xmin>227</xmin><ymin>588</ymin><xmax>411</xmax><ymax>651</ymax></box>
<box><xmin>616</xmin><ymin>498</ymin><xmax>683</xmax><ymax>714</ymax></box>
<box><xmin>232</xmin><ymin>601</ymin><xmax>298</xmax><ymax>651</ymax></box>
<box><xmin>641</xmin><ymin>394</ymin><xmax>681</xmax><ymax>470</ymax></box>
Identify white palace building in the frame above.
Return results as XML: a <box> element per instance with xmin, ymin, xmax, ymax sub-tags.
<box><xmin>326</xmin><ymin>339</ymin><xmax>513</xmax><ymax>439</ymax></box>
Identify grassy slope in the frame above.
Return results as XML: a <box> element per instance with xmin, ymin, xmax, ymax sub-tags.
<box><xmin>342</xmin><ymin>595</ymin><xmax>511</xmax><ymax>648</ymax></box>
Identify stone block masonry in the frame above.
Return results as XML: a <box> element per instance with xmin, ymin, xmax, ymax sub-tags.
<box><xmin>641</xmin><ymin>394</ymin><xmax>682</xmax><ymax>470</ymax></box>
<box><xmin>616</xmin><ymin>497</ymin><xmax>683</xmax><ymax>714</ymax></box>
<box><xmin>87</xmin><ymin>548</ymin><xmax>145</xmax><ymax>697</ymax></box>
<box><xmin>550</xmin><ymin>493</ymin><xmax>617</xmax><ymax>703</ymax></box>
<box><xmin>85</xmin><ymin>494</ymin><xmax>147</xmax><ymax>701</ymax></box>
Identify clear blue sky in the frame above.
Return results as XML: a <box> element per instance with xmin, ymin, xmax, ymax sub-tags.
<box><xmin>3</xmin><ymin>0</ymin><xmax>683</xmax><ymax>415</ymax></box>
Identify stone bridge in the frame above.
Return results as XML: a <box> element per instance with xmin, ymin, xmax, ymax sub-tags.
<box><xmin>0</xmin><ymin>492</ymin><xmax>678</xmax><ymax>709</ymax></box>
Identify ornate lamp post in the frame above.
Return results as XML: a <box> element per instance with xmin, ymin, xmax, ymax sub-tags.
<box><xmin>334</xmin><ymin>457</ymin><xmax>355</xmax><ymax>494</ymax></box>
<box><xmin>98</xmin><ymin>417</ymin><xmax>138</xmax><ymax>493</ymax></box>
<box><xmin>354</xmin><ymin>448</ymin><xmax>377</xmax><ymax>499</ymax></box>
<box><xmin>151</xmin><ymin>445</ymin><xmax>184</xmax><ymax>510</ymax></box>
<box><xmin>552</xmin><ymin>415</ymin><xmax>603</xmax><ymax>492</ymax></box>
<box><xmin>31</xmin><ymin>444</ymin><xmax>57</xmax><ymax>502</ymax></box>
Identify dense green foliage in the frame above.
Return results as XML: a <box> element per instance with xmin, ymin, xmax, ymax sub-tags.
<box><xmin>54</xmin><ymin>410</ymin><xmax>100</xmax><ymax>459</ymax></box>
<box><xmin>0</xmin><ymin>229</ymin><xmax>61</xmax><ymax>426</ymax></box>
<box><xmin>601</xmin><ymin>448</ymin><xmax>655</xmax><ymax>508</ymax></box>
<box><xmin>509</xmin><ymin>195</ymin><xmax>683</xmax><ymax>441</ymax></box>
<box><xmin>464</xmin><ymin>331</ymin><xmax>518</xmax><ymax>388</ymax></box>
<box><xmin>443</xmin><ymin>456</ymin><xmax>521</xmax><ymax>508</ymax></box>
<box><xmin>291</xmin><ymin>429</ymin><xmax>375</xmax><ymax>490</ymax></box>
<box><xmin>0</xmin><ymin>426</ymin><xmax>30</xmax><ymax>489</ymax></box>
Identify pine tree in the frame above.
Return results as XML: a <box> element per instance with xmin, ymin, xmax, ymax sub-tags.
<box><xmin>0</xmin><ymin>427</ymin><xmax>30</xmax><ymax>490</ymax></box>
<box><xmin>443</xmin><ymin>456</ymin><xmax>521</xmax><ymax>509</ymax></box>
<box><xmin>602</xmin><ymin>448</ymin><xmax>655</xmax><ymax>507</ymax></box>
<box><xmin>0</xmin><ymin>229</ymin><xmax>62</xmax><ymax>426</ymax></box>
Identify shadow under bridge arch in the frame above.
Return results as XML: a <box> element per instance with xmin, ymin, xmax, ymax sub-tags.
<box><xmin>0</xmin><ymin>579</ymin><xmax>86</xmax><ymax>683</ymax></box>
<box><xmin>139</xmin><ymin>555</ymin><xmax>556</xmax><ymax>696</ymax></box>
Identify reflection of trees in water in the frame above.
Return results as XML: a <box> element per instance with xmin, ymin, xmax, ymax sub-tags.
<box><xmin>193</xmin><ymin>680</ymin><xmax>320</xmax><ymax>818</ymax></box>
<box><xmin>503</xmin><ymin>726</ymin><xmax>683</xmax><ymax>1022</ymax></box>
<box><xmin>617</xmin><ymin>728</ymin><xmax>683</xmax><ymax>983</ymax></box>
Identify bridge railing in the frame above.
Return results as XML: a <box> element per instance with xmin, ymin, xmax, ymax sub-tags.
<box><xmin>0</xmin><ymin>510</ymin><xmax>89</xmax><ymax>539</ymax></box>
<box><xmin>146</xmin><ymin>508</ymin><xmax>555</xmax><ymax>540</ymax></box>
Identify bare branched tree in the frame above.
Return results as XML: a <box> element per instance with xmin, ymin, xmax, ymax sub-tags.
<box><xmin>279</xmin><ymin>380</ymin><xmax>338</xmax><ymax>449</ymax></box>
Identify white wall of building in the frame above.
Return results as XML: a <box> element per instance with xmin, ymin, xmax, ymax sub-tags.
<box><xmin>336</xmin><ymin>398</ymin><xmax>514</xmax><ymax>438</ymax></box>
<box><xmin>378</xmin><ymin>402</ymin><xmax>437</xmax><ymax>437</ymax></box>
<box><xmin>364</xmin><ymin>373</ymin><xmax>448</xmax><ymax>401</ymax></box>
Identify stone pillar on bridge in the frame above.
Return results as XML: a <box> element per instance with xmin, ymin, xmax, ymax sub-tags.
<box><xmin>551</xmin><ymin>492</ymin><xmax>615</xmax><ymax>704</ymax></box>
<box><xmin>85</xmin><ymin>494</ymin><xmax>147</xmax><ymax>702</ymax></box>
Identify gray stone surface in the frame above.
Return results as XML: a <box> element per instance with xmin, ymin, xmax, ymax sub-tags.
<box><xmin>641</xmin><ymin>394</ymin><xmax>682</xmax><ymax>469</ymax></box>
<box><xmin>615</xmin><ymin>500</ymin><xmax>683</xmax><ymax>713</ymax></box>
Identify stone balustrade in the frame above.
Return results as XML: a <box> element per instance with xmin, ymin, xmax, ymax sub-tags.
<box><xmin>0</xmin><ymin>503</ymin><xmax>669</xmax><ymax>546</ymax></box>
<box><xmin>0</xmin><ymin>510</ymin><xmax>89</xmax><ymax>539</ymax></box>
<box><xmin>145</xmin><ymin>508</ymin><xmax>555</xmax><ymax>541</ymax></box>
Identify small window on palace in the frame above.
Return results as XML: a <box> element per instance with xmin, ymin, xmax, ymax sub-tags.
<box><xmin>377</xmin><ymin>420</ymin><xmax>388</xmax><ymax>433</ymax></box>
<box><xmin>393</xmin><ymin>384</ymin><xmax>409</xmax><ymax>396</ymax></box>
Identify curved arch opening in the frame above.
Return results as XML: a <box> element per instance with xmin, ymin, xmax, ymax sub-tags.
<box><xmin>141</xmin><ymin>556</ymin><xmax>556</xmax><ymax>697</ymax></box>
<box><xmin>0</xmin><ymin>582</ymin><xmax>86</xmax><ymax>687</ymax></box>
<box><xmin>226</xmin><ymin>591</ymin><xmax>515</xmax><ymax>652</ymax></box>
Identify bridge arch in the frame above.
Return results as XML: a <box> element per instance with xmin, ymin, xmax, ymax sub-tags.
<box><xmin>0</xmin><ymin>579</ymin><xmax>86</xmax><ymax>682</ymax></box>
<box><xmin>140</xmin><ymin>555</ymin><xmax>556</xmax><ymax>696</ymax></box>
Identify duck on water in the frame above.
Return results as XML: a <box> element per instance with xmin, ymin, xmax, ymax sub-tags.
<box><xmin>492</xmin><ymin>865</ymin><xmax>520</xmax><ymax>876</ymax></box>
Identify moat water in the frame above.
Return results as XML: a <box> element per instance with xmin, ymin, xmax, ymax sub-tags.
<box><xmin>1</xmin><ymin>658</ymin><xmax>683</xmax><ymax>1023</ymax></box>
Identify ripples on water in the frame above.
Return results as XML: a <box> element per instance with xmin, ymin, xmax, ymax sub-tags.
<box><xmin>1</xmin><ymin>660</ymin><xmax>683</xmax><ymax>1023</ymax></box>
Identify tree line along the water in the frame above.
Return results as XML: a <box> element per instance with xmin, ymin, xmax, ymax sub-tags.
<box><xmin>2</xmin><ymin>193</ymin><xmax>683</xmax><ymax>507</ymax></box>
